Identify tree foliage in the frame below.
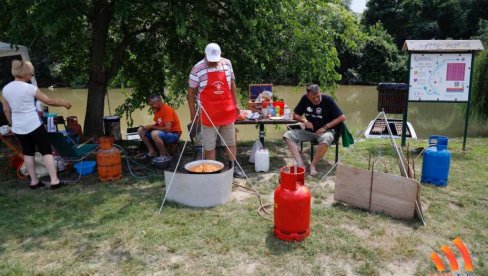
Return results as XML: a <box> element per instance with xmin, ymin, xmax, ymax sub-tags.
<box><xmin>471</xmin><ymin>20</ymin><xmax>488</xmax><ymax>121</ymax></box>
<box><xmin>362</xmin><ymin>0</ymin><xmax>488</xmax><ymax>47</ymax></box>
<box><xmin>0</xmin><ymin>0</ymin><xmax>415</xmax><ymax>132</ymax></box>
<box><xmin>356</xmin><ymin>23</ymin><xmax>407</xmax><ymax>83</ymax></box>
<box><xmin>2</xmin><ymin>0</ymin><xmax>369</xmax><ymax>132</ymax></box>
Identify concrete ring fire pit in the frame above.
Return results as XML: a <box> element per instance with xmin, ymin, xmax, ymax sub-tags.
<box><xmin>164</xmin><ymin>160</ymin><xmax>234</xmax><ymax>208</ymax></box>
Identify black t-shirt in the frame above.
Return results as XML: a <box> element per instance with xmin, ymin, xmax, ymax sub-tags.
<box><xmin>294</xmin><ymin>94</ymin><xmax>343</xmax><ymax>132</ymax></box>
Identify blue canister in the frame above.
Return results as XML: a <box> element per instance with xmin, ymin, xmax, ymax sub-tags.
<box><xmin>421</xmin><ymin>135</ymin><xmax>451</xmax><ymax>186</ymax></box>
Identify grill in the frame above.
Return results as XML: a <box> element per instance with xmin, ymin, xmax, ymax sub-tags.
<box><xmin>366</xmin><ymin>119</ymin><xmax>416</xmax><ymax>139</ymax></box>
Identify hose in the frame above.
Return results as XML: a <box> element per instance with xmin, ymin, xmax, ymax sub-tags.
<box><xmin>113</xmin><ymin>144</ymin><xmax>160</xmax><ymax>179</ymax></box>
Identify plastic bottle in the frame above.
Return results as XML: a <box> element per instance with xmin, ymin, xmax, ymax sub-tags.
<box><xmin>275</xmin><ymin>106</ymin><xmax>281</xmax><ymax>117</ymax></box>
<box><xmin>267</xmin><ymin>105</ymin><xmax>274</xmax><ymax>118</ymax></box>
<box><xmin>284</xmin><ymin>108</ymin><xmax>292</xmax><ymax>120</ymax></box>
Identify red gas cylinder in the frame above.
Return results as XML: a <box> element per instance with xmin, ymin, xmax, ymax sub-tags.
<box><xmin>274</xmin><ymin>166</ymin><xmax>311</xmax><ymax>241</ymax></box>
<box><xmin>96</xmin><ymin>137</ymin><xmax>122</xmax><ymax>181</ymax></box>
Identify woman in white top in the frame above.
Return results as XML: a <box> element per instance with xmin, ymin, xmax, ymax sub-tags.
<box><xmin>1</xmin><ymin>60</ymin><xmax>72</xmax><ymax>190</ymax></box>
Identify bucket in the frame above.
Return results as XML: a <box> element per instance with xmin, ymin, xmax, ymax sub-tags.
<box><xmin>74</xmin><ymin>161</ymin><xmax>96</xmax><ymax>176</ymax></box>
<box><xmin>255</xmin><ymin>148</ymin><xmax>270</xmax><ymax>172</ymax></box>
<box><xmin>103</xmin><ymin>116</ymin><xmax>121</xmax><ymax>141</ymax></box>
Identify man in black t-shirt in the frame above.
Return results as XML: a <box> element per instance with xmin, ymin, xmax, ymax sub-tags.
<box><xmin>283</xmin><ymin>84</ymin><xmax>346</xmax><ymax>176</ymax></box>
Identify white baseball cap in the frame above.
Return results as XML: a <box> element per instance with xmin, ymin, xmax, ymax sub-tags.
<box><xmin>205</xmin><ymin>43</ymin><xmax>221</xmax><ymax>62</ymax></box>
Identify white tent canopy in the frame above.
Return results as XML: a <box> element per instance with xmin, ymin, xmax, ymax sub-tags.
<box><xmin>0</xmin><ymin>41</ymin><xmax>37</xmax><ymax>86</ymax></box>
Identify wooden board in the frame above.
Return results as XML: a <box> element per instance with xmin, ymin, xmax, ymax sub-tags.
<box><xmin>370</xmin><ymin>170</ymin><xmax>418</xmax><ymax>219</ymax></box>
<box><xmin>334</xmin><ymin>165</ymin><xmax>373</xmax><ymax>211</ymax></box>
<box><xmin>334</xmin><ymin>164</ymin><xmax>419</xmax><ymax>220</ymax></box>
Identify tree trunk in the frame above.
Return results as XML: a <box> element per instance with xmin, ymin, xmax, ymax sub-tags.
<box><xmin>83</xmin><ymin>0</ymin><xmax>113</xmax><ymax>137</ymax></box>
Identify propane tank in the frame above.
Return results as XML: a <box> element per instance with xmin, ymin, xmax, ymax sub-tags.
<box><xmin>274</xmin><ymin>166</ymin><xmax>311</xmax><ymax>241</ymax></box>
<box><xmin>96</xmin><ymin>136</ymin><xmax>122</xmax><ymax>181</ymax></box>
<box><xmin>421</xmin><ymin>135</ymin><xmax>451</xmax><ymax>186</ymax></box>
<box><xmin>66</xmin><ymin>116</ymin><xmax>83</xmax><ymax>136</ymax></box>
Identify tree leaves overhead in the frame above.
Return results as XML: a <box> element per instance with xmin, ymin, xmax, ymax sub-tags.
<box><xmin>471</xmin><ymin>21</ymin><xmax>488</xmax><ymax>121</ymax></box>
<box><xmin>363</xmin><ymin>0</ymin><xmax>488</xmax><ymax>47</ymax></box>
<box><xmin>1</xmin><ymin>0</ymin><xmax>403</xmax><ymax>128</ymax></box>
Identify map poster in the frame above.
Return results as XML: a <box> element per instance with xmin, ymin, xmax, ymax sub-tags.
<box><xmin>408</xmin><ymin>53</ymin><xmax>472</xmax><ymax>102</ymax></box>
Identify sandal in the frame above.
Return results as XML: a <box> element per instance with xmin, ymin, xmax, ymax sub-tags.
<box><xmin>50</xmin><ymin>181</ymin><xmax>68</xmax><ymax>190</ymax></box>
<box><xmin>140</xmin><ymin>153</ymin><xmax>156</xmax><ymax>160</ymax></box>
<box><xmin>29</xmin><ymin>182</ymin><xmax>46</xmax><ymax>190</ymax></box>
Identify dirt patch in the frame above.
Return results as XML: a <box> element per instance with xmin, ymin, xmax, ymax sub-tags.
<box><xmin>232</xmin><ymin>188</ymin><xmax>253</xmax><ymax>202</ymax></box>
<box><xmin>340</xmin><ymin>224</ymin><xmax>371</xmax><ymax>239</ymax></box>
<box><xmin>317</xmin><ymin>254</ymin><xmax>356</xmax><ymax>275</ymax></box>
<box><xmin>383</xmin><ymin>259</ymin><xmax>418</xmax><ymax>275</ymax></box>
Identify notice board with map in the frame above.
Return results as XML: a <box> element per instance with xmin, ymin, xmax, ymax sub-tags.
<box><xmin>408</xmin><ymin>53</ymin><xmax>472</xmax><ymax>102</ymax></box>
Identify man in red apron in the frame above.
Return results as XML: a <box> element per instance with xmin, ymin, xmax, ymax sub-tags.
<box><xmin>187</xmin><ymin>43</ymin><xmax>245</xmax><ymax>178</ymax></box>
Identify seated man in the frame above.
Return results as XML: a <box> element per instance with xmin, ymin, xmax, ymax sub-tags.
<box><xmin>138</xmin><ymin>95</ymin><xmax>182</xmax><ymax>162</ymax></box>
<box><xmin>283</xmin><ymin>84</ymin><xmax>346</xmax><ymax>176</ymax></box>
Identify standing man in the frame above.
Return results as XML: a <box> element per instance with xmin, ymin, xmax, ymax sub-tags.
<box><xmin>187</xmin><ymin>43</ymin><xmax>245</xmax><ymax>178</ymax></box>
<box><xmin>138</xmin><ymin>95</ymin><xmax>182</xmax><ymax>162</ymax></box>
<box><xmin>283</xmin><ymin>84</ymin><xmax>346</xmax><ymax>176</ymax></box>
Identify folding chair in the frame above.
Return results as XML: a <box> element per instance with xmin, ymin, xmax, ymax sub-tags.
<box><xmin>48</xmin><ymin>132</ymin><xmax>98</xmax><ymax>180</ymax></box>
<box><xmin>42</xmin><ymin>116</ymin><xmax>67</xmax><ymax>131</ymax></box>
<box><xmin>294</xmin><ymin>123</ymin><xmax>343</xmax><ymax>163</ymax></box>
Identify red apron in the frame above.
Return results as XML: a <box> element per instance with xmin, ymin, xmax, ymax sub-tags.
<box><xmin>200</xmin><ymin>69</ymin><xmax>237</xmax><ymax>126</ymax></box>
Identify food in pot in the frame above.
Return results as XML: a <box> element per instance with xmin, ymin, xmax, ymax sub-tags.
<box><xmin>188</xmin><ymin>163</ymin><xmax>223</xmax><ymax>173</ymax></box>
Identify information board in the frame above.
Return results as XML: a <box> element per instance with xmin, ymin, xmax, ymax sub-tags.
<box><xmin>408</xmin><ymin>53</ymin><xmax>472</xmax><ymax>102</ymax></box>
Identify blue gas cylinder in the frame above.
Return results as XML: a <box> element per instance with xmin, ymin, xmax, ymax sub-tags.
<box><xmin>421</xmin><ymin>136</ymin><xmax>451</xmax><ymax>186</ymax></box>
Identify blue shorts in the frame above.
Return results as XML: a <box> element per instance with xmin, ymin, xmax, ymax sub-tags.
<box><xmin>145</xmin><ymin>130</ymin><xmax>180</xmax><ymax>144</ymax></box>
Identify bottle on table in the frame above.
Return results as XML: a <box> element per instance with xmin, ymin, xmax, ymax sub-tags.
<box><xmin>284</xmin><ymin>105</ymin><xmax>292</xmax><ymax>120</ymax></box>
<box><xmin>267</xmin><ymin>105</ymin><xmax>274</xmax><ymax>118</ymax></box>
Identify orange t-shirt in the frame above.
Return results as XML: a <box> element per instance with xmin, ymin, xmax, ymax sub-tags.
<box><xmin>153</xmin><ymin>104</ymin><xmax>182</xmax><ymax>135</ymax></box>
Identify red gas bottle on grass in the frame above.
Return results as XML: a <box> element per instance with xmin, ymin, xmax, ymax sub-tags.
<box><xmin>274</xmin><ymin>166</ymin><xmax>311</xmax><ymax>241</ymax></box>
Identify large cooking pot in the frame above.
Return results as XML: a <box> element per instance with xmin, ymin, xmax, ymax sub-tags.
<box><xmin>184</xmin><ymin>160</ymin><xmax>224</xmax><ymax>174</ymax></box>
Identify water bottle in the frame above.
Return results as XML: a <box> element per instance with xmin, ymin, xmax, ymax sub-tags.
<box><xmin>284</xmin><ymin>108</ymin><xmax>292</xmax><ymax>120</ymax></box>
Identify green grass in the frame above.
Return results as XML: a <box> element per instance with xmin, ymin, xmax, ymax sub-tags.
<box><xmin>0</xmin><ymin>137</ymin><xmax>487</xmax><ymax>275</ymax></box>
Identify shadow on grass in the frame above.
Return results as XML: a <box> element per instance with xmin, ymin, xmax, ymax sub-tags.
<box><xmin>0</xmin><ymin>166</ymin><xmax>164</xmax><ymax>253</ymax></box>
<box><xmin>330</xmin><ymin>202</ymin><xmax>424</xmax><ymax>229</ymax></box>
<box><xmin>264</xmin><ymin>232</ymin><xmax>304</xmax><ymax>255</ymax></box>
